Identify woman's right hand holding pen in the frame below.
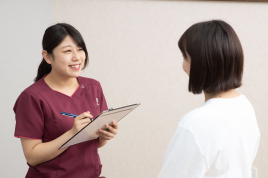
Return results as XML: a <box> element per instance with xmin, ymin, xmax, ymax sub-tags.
<box><xmin>20</xmin><ymin>111</ymin><xmax>93</xmax><ymax>167</ymax></box>
<box><xmin>70</xmin><ymin>111</ymin><xmax>93</xmax><ymax>135</ymax></box>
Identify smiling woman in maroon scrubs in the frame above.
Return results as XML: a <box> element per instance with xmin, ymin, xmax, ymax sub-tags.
<box><xmin>13</xmin><ymin>23</ymin><xmax>118</xmax><ymax>178</ymax></box>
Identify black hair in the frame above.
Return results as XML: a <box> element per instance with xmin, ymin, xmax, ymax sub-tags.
<box><xmin>34</xmin><ymin>23</ymin><xmax>88</xmax><ymax>82</ymax></box>
<box><xmin>178</xmin><ymin>20</ymin><xmax>244</xmax><ymax>94</ymax></box>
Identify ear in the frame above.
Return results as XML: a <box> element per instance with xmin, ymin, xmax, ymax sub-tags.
<box><xmin>42</xmin><ymin>50</ymin><xmax>53</xmax><ymax>64</ymax></box>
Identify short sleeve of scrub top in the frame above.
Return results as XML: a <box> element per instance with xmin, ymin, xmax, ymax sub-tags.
<box><xmin>13</xmin><ymin>76</ymin><xmax>108</xmax><ymax>178</ymax></box>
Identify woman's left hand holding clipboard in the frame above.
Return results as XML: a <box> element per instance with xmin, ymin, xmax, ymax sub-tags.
<box><xmin>96</xmin><ymin>121</ymin><xmax>118</xmax><ymax>148</ymax></box>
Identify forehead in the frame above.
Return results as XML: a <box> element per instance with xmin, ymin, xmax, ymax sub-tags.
<box><xmin>58</xmin><ymin>35</ymin><xmax>79</xmax><ymax>48</ymax></box>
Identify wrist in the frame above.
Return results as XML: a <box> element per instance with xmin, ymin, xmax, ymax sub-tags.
<box><xmin>98</xmin><ymin>136</ymin><xmax>108</xmax><ymax>148</ymax></box>
<box><xmin>99</xmin><ymin>135</ymin><xmax>105</xmax><ymax>142</ymax></box>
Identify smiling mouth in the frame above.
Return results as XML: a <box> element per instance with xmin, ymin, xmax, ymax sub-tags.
<box><xmin>69</xmin><ymin>64</ymin><xmax>80</xmax><ymax>70</ymax></box>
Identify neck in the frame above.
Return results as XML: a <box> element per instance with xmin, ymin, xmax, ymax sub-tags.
<box><xmin>204</xmin><ymin>89</ymin><xmax>240</xmax><ymax>102</ymax></box>
<box><xmin>44</xmin><ymin>70</ymin><xmax>79</xmax><ymax>89</ymax></box>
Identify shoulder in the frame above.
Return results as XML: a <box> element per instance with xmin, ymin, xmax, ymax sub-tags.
<box><xmin>177</xmin><ymin>100</ymin><xmax>224</xmax><ymax>136</ymax></box>
<box><xmin>178</xmin><ymin>94</ymin><xmax>255</xmax><ymax>133</ymax></box>
<box><xmin>13</xmin><ymin>80</ymin><xmax>49</xmax><ymax>112</ymax></box>
<box><xmin>78</xmin><ymin>76</ymin><xmax>101</xmax><ymax>87</ymax></box>
<box><xmin>239</xmin><ymin>94</ymin><xmax>256</xmax><ymax>114</ymax></box>
<box><xmin>19</xmin><ymin>79</ymin><xmax>50</xmax><ymax>99</ymax></box>
<box><xmin>179</xmin><ymin>103</ymin><xmax>211</xmax><ymax>128</ymax></box>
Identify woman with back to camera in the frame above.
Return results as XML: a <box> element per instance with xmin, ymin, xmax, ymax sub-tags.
<box><xmin>13</xmin><ymin>23</ymin><xmax>118</xmax><ymax>178</ymax></box>
<box><xmin>157</xmin><ymin>20</ymin><xmax>260</xmax><ymax>178</ymax></box>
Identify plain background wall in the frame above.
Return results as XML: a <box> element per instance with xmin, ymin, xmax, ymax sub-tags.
<box><xmin>1</xmin><ymin>0</ymin><xmax>267</xmax><ymax>178</ymax></box>
<box><xmin>0</xmin><ymin>0</ymin><xmax>52</xmax><ymax>177</ymax></box>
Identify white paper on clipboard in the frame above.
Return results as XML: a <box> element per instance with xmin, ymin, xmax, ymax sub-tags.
<box><xmin>59</xmin><ymin>103</ymin><xmax>140</xmax><ymax>149</ymax></box>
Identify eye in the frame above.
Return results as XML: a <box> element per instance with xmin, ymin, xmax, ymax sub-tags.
<box><xmin>78</xmin><ymin>48</ymin><xmax>84</xmax><ymax>51</ymax></box>
<box><xmin>65</xmin><ymin>50</ymin><xmax>71</xmax><ymax>53</ymax></box>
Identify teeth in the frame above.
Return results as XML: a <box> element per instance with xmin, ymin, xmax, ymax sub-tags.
<box><xmin>71</xmin><ymin>65</ymin><xmax>79</xmax><ymax>68</ymax></box>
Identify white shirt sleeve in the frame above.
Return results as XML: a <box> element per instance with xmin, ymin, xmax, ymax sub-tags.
<box><xmin>157</xmin><ymin>126</ymin><xmax>207</xmax><ymax>178</ymax></box>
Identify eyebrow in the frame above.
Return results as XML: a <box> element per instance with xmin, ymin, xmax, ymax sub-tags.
<box><xmin>61</xmin><ymin>45</ymin><xmax>72</xmax><ymax>49</ymax></box>
<box><xmin>61</xmin><ymin>45</ymin><xmax>82</xmax><ymax>49</ymax></box>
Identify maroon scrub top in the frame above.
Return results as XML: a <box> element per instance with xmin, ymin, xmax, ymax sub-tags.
<box><xmin>13</xmin><ymin>76</ymin><xmax>108</xmax><ymax>178</ymax></box>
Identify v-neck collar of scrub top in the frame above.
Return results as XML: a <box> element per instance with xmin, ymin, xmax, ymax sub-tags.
<box><xmin>42</xmin><ymin>76</ymin><xmax>82</xmax><ymax>99</ymax></box>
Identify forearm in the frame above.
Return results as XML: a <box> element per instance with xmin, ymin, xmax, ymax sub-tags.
<box><xmin>23</xmin><ymin>130</ymin><xmax>74</xmax><ymax>166</ymax></box>
<box><xmin>98</xmin><ymin>137</ymin><xmax>108</xmax><ymax>148</ymax></box>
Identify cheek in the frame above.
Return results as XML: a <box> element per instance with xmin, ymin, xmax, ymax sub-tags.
<box><xmin>51</xmin><ymin>55</ymin><xmax>69</xmax><ymax>69</ymax></box>
<box><xmin>182</xmin><ymin>60</ymin><xmax>187</xmax><ymax>73</ymax></box>
<box><xmin>82</xmin><ymin>53</ymin><xmax>86</xmax><ymax>62</ymax></box>
<box><xmin>55</xmin><ymin>58</ymin><xmax>67</xmax><ymax>68</ymax></box>
<box><xmin>80</xmin><ymin>52</ymin><xmax>86</xmax><ymax>65</ymax></box>
<box><xmin>182</xmin><ymin>60</ymin><xmax>190</xmax><ymax>75</ymax></box>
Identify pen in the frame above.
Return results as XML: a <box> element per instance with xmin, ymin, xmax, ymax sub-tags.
<box><xmin>61</xmin><ymin>112</ymin><xmax>93</xmax><ymax>121</ymax></box>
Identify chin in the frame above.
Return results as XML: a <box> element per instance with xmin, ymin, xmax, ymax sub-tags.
<box><xmin>67</xmin><ymin>72</ymin><xmax>81</xmax><ymax>78</ymax></box>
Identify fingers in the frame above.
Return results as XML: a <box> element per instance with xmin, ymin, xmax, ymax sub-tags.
<box><xmin>96</xmin><ymin>128</ymin><xmax>115</xmax><ymax>139</ymax></box>
<box><xmin>74</xmin><ymin>117</ymin><xmax>90</xmax><ymax>125</ymax></box>
<box><xmin>112</xmin><ymin>121</ymin><xmax>118</xmax><ymax>130</ymax></box>
<box><xmin>95</xmin><ymin>121</ymin><xmax>119</xmax><ymax>141</ymax></box>
<box><xmin>72</xmin><ymin>111</ymin><xmax>93</xmax><ymax>134</ymax></box>
<box><xmin>80</xmin><ymin>118</ymin><xmax>91</xmax><ymax>125</ymax></box>
<box><xmin>77</xmin><ymin>111</ymin><xmax>93</xmax><ymax>120</ymax></box>
<box><xmin>72</xmin><ymin>117</ymin><xmax>91</xmax><ymax>133</ymax></box>
<box><xmin>74</xmin><ymin>111</ymin><xmax>92</xmax><ymax>125</ymax></box>
<box><xmin>96</xmin><ymin>132</ymin><xmax>113</xmax><ymax>140</ymax></box>
<box><xmin>105</xmin><ymin>123</ymin><xmax>118</xmax><ymax>134</ymax></box>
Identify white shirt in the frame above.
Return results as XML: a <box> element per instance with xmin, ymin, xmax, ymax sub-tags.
<box><xmin>157</xmin><ymin>94</ymin><xmax>260</xmax><ymax>178</ymax></box>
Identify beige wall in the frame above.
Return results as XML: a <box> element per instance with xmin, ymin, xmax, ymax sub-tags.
<box><xmin>53</xmin><ymin>0</ymin><xmax>268</xmax><ymax>178</ymax></box>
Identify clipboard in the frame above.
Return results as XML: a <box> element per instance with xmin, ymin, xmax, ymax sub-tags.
<box><xmin>59</xmin><ymin>103</ymin><xmax>140</xmax><ymax>149</ymax></box>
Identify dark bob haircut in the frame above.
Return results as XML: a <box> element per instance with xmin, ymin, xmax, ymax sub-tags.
<box><xmin>178</xmin><ymin>20</ymin><xmax>244</xmax><ymax>94</ymax></box>
<box><xmin>34</xmin><ymin>23</ymin><xmax>89</xmax><ymax>82</ymax></box>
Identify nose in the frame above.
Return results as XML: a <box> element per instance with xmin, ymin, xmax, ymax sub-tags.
<box><xmin>72</xmin><ymin>50</ymin><xmax>80</xmax><ymax>61</ymax></box>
